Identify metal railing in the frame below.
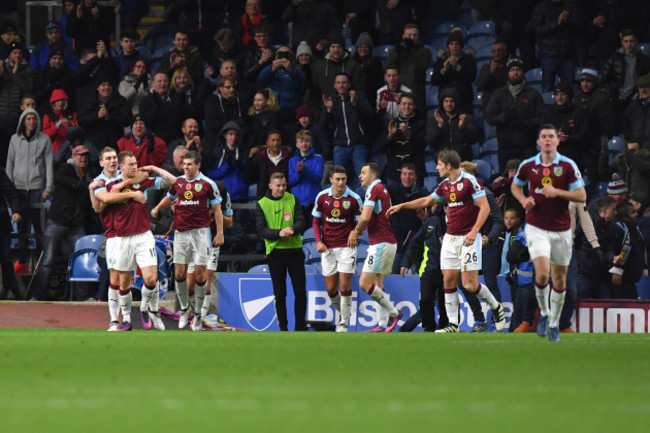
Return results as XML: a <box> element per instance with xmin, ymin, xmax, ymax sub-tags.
<box><xmin>25</xmin><ymin>1</ymin><xmax>120</xmax><ymax>46</ymax></box>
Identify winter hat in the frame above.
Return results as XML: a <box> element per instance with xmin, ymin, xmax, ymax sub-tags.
<box><xmin>48</xmin><ymin>45</ymin><xmax>64</xmax><ymax>59</ymax></box>
<box><xmin>9</xmin><ymin>40</ymin><xmax>24</xmax><ymax>53</ymax></box>
<box><xmin>72</xmin><ymin>144</ymin><xmax>90</xmax><ymax>156</ymax></box>
<box><xmin>446</xmin><ymin>27</ymin><xmax>464</xmax><ymax>47</ymax></box>
<box><xmin>636</xmin><ymin>74</ymin><xmax>650</xmax><ymax>89</ymax></box>
<box><xmin>0</xmin><ymin>20</ymin><xmax>16</xmax><ymax>35</ymax></box>
<box><xmin>66</xmin><ymin>126</ymin><xmax>86</xmax><ymax>143</ymax></box>
<box><xmin>554</xmin><ymin>81</ymin><xmax>573</xmax><ymax>99</ymax></box>
<box><xmin>507</xmin><ymin>57</ymin><xmax>524</xmax><ymax>72</ymax></box>
<box><xmin>94</xmin><ymin>71</ymin><xmax>113</xmax><ymax>87</ymax></box>
<box><xmin>295</xmin><ymin>104</ymin><xmax>315</xmax><ymax>120</ymax></box>
<box><xmin>579</xmin><ymin>65</ymin><xmax>599</xmax><ymax>82</ymax></box>
<box><xmin>131</xmin><ymin>114</ymin><xmax>145</xmax><ymax>128</ymax></box>
<box><xmin>607</xmin><ymin>173</ymin><xmax>628</xmax><ymax>195</ymax></box>
<box><xmin>45</xmin><ymin>20</ymin><xmax>62</xmax><ymax>33</ymax></box>
<box><xmin>328</xmin><ymin>33</ymin><xmax>346</xmax><ymax>48</ymax></box>
<box><xmin>296</xmin><ymin>41</ymin><xmax>312</xmax><ymax>58</ymax></box>
<box><xmin>503</xmin><ymin>158</ymin><xmax>522</xmax><ymax>176</ymax></box>
<box><xmin>355</xmin><ymin>32</ymin><xmax>374</xmax><ymax>49</ymax></box>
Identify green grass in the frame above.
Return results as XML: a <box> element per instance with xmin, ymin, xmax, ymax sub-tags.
<box><xmin>0</xmin><ymin>331</ymin><xmax>649</xmax><ymax>432</ymax></box>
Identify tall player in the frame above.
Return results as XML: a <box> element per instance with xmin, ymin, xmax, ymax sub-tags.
<box><xmin>511</xmin><ymin>124</ymin><xmax>586</xmax><ymax>342</ymax></box>
<box><xmin>103</xmin><ymin>152</ymin><xmax>169</xmax><ymax>331</ymax></box>
<box><xmin>150</xmin><ymin>151</ymin><xmax>224</xmax><ymax>331</ymax></box>
<box><xmin>355</xmin><ymin>163</ymin><xmax>402</xmax><ymax>332</ymax></box>
<box><xmin>312</xmin><ymin>166</ymin><xmax>363</xmax><ymax>332</ymax></box>
<box><xmin>89</xmin><ymin>147</ymin><xmax>154</xmax><ymax>331</ymax></box>
<box><xmin>387</xmin><ymin>150</ymin><xmax>506</xmax><ymax>333</ymax></box>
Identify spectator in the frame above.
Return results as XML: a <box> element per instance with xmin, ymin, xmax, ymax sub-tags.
<box><xmin>117</xmin><ymin>115</ymin><xmax>167</xmax><ymax>168</ymax></box>
<box><xmin>0</xmin><ymin>20</ymin><xmax>19</xmax><ymax>61</ymax></box>
<box><xmin>293</xmin><ymin>104</ymin><xmax>326</xmax><ymax>157</ymax></box>
<box><xmin>476</xmin><ymin>41</ymin><xmax>509</xmax><ymax>113</ymax></box>
<box><xmin>609</xmin><ymin>199</ymin><xmax>646</xmax><ymax>298</ymax></box>
<box><xmin>319</xmin><ymin>72</ymin><xmax>373</xmax><ymax>189</ymax></box>
<box><xmin>165</xmin><ymin>118</ymin><xmax>204</xmax><ymax>168</ymax></box>
<box><xmin>386</xmin><ymin>23</ymin><xmax>432</xmax><ymax>114</ymax></box>
<box><xmin>604</xmin><ymin>173</ymin><xmax>628</xmax><ymax>205</ymax></box>
<box><xmin>601</xmin><ymin>140</ymin><xmax>650</xmax><ymax>205</ymax></box>
<box><xmin>149</xmin><ymin>145</ymin><xmax>186</xmax><ymax>236</ymax></box>
<box><xmin>32</xmin><ymin>144</ymin><xmax>97</xmax><ymax>301</ymax></box>
<box><xmin>576</xmin><ymin>196</ymin><xmax>617</xmax><ymax>299</ymax></box>
<box><xmin>158</xmin><ymin>29</ymin><xmax>203</xmax><ymax>87</ymax></box>
<box><xmin>590</xmin><ymin>0</ymin><xmax>644</xmax><ymax>66</ymax></box>
<box><xmin>293</xmin><ymin>40</ymin><xmax>320</xmax><ymax>110</ymax></box>
<box><xmin>209</xmin><ymin>121</ymin><xmax>248</xmax><ymax>202</ymax></box>
<box><xmin>54</xmin><ymin>126</ymin><xmax>99</xmax><ymax>169</ymax></box>
<box><xmin>387</xmin><ymin>162</ymin><xmax>428</xmax><ymax>274</ymax></box>
<box><xmin>113</xmin><ymin>28</ymin><xmax>148</xmax><ymax>80</ymax></box>
<box><xmin>42</xmin><ymin>88</ymin><xmax>80</xmax><ymax>155</ymax></box>
<box><xmin>527</xmin><ymin>0</ymin><xmax>580</xmax><ymax>92</ymax></box>
<box><xmin>312</xmin><ymin>34</ymin><xmax>366</xmax><ymax>98</ymax></box>
<box><xmin>170</xmin><ymin>67</ymin><xmax>201</xmax><ymax>120</ymax></box>
<box><xmin>376</xmin><ymin>65</ymin><xmax>412</xmax><ymax>122</ymax></box>
<box><xmin>246</xmin><ymin>130</ymin><xmax>290</xmax><ymax>199</ymax></box>
<box><xmin>240</xmin><ymin>23</ymin><xmax>276</xmax><ymax>84</ymax></box>
<box><xmin>380</xmin><ymin>93</ymin><xmax>426</xmax><ymax>185</ymax></box>
<box><xmin>30</xmin><ymin>20</ymin><xmax>78</xmax><ymax>71</ymax></box>
<box><xmin>204</xmin><ymin>76</ymin><xmax>246</xmax><ymax>145</ymax></box>
<box><xmin>165</xmin><ymin>0</ymin><xmax>228</xmax><ymax>55</ymax></box>
<box><xmin>281</xmin><ymin>0</ymin><xmax>338</xmax><ymax>54</ymax></box>
<box><xmin>115</xmin><ymin>0</ymin><xmax>149</xmax><ymax>30</ymax></box>
<box><xmin>426</xmin><ymin>88</ymin><xmax>479</xmax><ymax>163</ymax></box>
<box><xmin>0</xmin><ymin>40</ymin><xmax>35</xmax><ymax>165</ymax></box>
<box><xmin>35</xmin><ymin>48</ymin><xmax>75</xmax><ymax>111</ymax></box>
<box><xmin>543</xmin><ymin>81</ymin><xmax>587</xmax><ymax>167</ymax></box>
<box><xmin>78</xmin><ymin>73</ymin><xmax>131</xmax><ymax>151</ymax></box>
<box><xmin>489</xmin><ymin>158</ymin><xmax>523</xmax><ymax>215</ymax></box>
<box><xmin>485</xmin><ymin>0</ymin><xmax>537</xmax><ymax>67</ymax></box>
<box><xmin>352</xmin><ymin>32</ymin><xmax>384</xmax><ymax>108</ymax></box>
<box><xmin>288</xmin><ymin>130</ymin><xmax>324</xmax><ymax>216</ymax></box>
<box><xmin>65</xmin><ymin>0</ymin><xmax>113</xmax><ymax>54</ymax></box>
<box><xmin>255</xmin><ymin>172</ymin><xmax>307</xmax><ymax>331</ymax></box>
<box><xmin>201</xmin><ymin>58</ymin><xmax>254</xmax><ymax>111</ymax></box>
<box><xmin>208</xmin><ymin>28</ymin><xmax>243</xmax><ymax>69</ymax></box>
<box><xmin>118</xmin><ymin>58</ymin><xmax>151</xmax><ymax>115</ymax></box>
<box><xmin>58</xmin><ymin>1</ymin><xmax>76</xmax><ymax>48</ymax></box>
<box><xmin>602</xmin><ymin>29</ymin><xmax>650</xmax><ymax>111</ymax></box>
<box><xmin>573</xmin><ymin>65</ymin><xmax>616</xmax><ymax>192</ymax></box>
<box><xmin>430</xmin><ymin>27</ymin><xmax>477</xmax><ymax>113</ymax></box>
<box><xmin>621</xmin><ymin>74</ymin><xmax>650</xmax><ymax>150</ymax></box>
<box><xmin>6</xmin><ymin>108</ymin><xmax>53</xmax><ymax>275</ymax></box>
<box><xmin>485</xmin><ymin>57</ymin><xmax>545</xmax><ymax>172</ymax></box>
<box><xmin>139</xmin><ymin>71</ymin><xmax>185</xmax><ymax>145</ymax></box>
<box><xmin>0</xmin><ymin>169</ymin><xmax>22</xmax><ymax>299</ymax></box>
<box><xmin>342</xmin><ymin>0</ymin><xmax>375</xmax><ymax>43</ymax></box>
<box><xmin>245</xmin><ymin>88</ymin><xmax>282</xmax><ymax>151</ymax></box>
<box><xmin>240</xmin><ymin>0</ymin><xmax>267</xmax><ymax>47</ymax></box>
<box><xmin>71</xmin><ymin>43</ymin><xmax>120</xmax><ymax>107</ymax></box>
<box><xmin>258</xmin><ymin>46</ymin><xmax>307</xmax><ymax>123</ymax></box>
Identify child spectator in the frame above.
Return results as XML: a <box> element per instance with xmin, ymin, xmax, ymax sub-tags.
<box><xmin>246</xmin><ymin>129</ymin><xmax>290</xmax><ymax>199</ymax></box>
<box><xmin>288</xmin><ymin>130</ymin><xmax>324</xmax><ymax>218</ymax></box>
<box><xmin>42</xmin><ymin>89</ymin><xmax>80</xmax><ymax>155</ymax></box>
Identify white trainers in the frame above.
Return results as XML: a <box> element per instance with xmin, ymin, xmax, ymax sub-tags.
<box><xmin>179</xmin><ymin>308</ymin><xmax>191</xmax><ymax>329</ymax></box>
<box><xmin>434</xmin><ymin>324</ymin><xmax>459</xmax><ymax>333</ymax></box>
<box><xmin>191</xmin><ymin>313</ymin><xmax>203</xmax><ymax>331</ymax></box>
<box><xmin>492</xmin><ymin>303</ymin><xmax>506</xmax><ymax>331</ymax></box>
<box><xmin>150</xmin><ymin>310</ymin><xmax>165</xmax><ymax>331</ymax></box>
<box><xmin>335</xmin><ymin>323</ymin><xmax>348</xmax><ymax>333</ymax></box>
<box><xmin>107</xmin><ymin>321</ymin><xmax>119</xmax><ymax>332</ymax></box>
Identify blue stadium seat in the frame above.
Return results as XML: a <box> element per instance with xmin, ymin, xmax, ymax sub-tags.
<box><xmin>465</xmin><ymin>20</ymin><xmax>496</xmax><ymax>50</ymax></box>
<box><xmin>149</xmin><ymin>58</ymin><xmax>161</xmax><ymax>74</ymax></box>
<box><xmin>479</xmin><ymin>138</ymin><xmax>499</xmax><ymax>173</ymax></box>
<box><xmin>302</xmin><ymin>227</ymin><xmax>315</xmax><ymax>244</ymax></box>
<box><xmin>431</xmin><ymin>20</ymin><xmax>468</xmax><ymax>51</ymax></box>
<box><xmin>302</xmin><ymin>242</ymin><xmax>321</xmax><ymax>262</ymax></box>
<box><xmin>248</xmin><ymin>264</ymin><xmax>270</xmax><ymax>273</ymax></box>
<box><xmin>473</xmin><ymin>92</ymin><xmax>484</xmax><ymax>125</ymax></box>
<box><xmin>304</xmin><ymin>263</ymin><xmax>320</xmax><ymax>274</ymax></box>
<box><xmin>475</xmin><ymin>44</ymin><xmax>493</xmax><ymax>63</ymax></box>
<box><xmin>357</xmin><ymin>243</ymin><xmax>368</xmax><ymax>260</ymax></box>
<box><xmin>424</xmin><ymin>175</ymin><xmax>439</xmax><ymax>193</ymax></box>
<box><xmin>74</xmin><ymin>234</ymin><xmax>104</xmax><ymax>251</ymax></box>
<box><xmin>426</xmin><ymin>86</ymin><xmax>439</xmax><ymax>115</ymax></box>
<box><xmin>525</xmin><ymin>68</ymin><xmax>543</xmax><ymax>87</ymax></box>
<box><xmin>425</xmin><ymin>159</ymin><xmax>438</xmax><ymax>177</ymax></box>
<box><xmin>471</xmin><ymin>142</ymin><xmax>480</xmax><ymax>159</ymax></box>
<box><xmin>374</xmin><ymin>44</ymin><xmax>392</xmax><ymax>62</ymax></box>
<box><xmin>152</xmin><ymin>44</ymin><xmax>172</xmax><ymax>59</ymax></box>
<box><xmin>638</xmin><ymin>42</ymin><xmax>650</xmax><ymax>55</ymax></box>
<box><xmin>67</xmin><ymin>249</ymin><xmax>101</xmax><ymax>282</ymax></box>
<box><xmin>426</xmin><ymin>67</ymin><xmax>434</xmax><ymax>83</ymax></box>
<box><xmin>542</xmin><ymin>91</ymin><xmax>556</xmax><ymax>105</ymax></box>
<box><xmin>591</xmin><ymin>181</ymin><xmax>609</xmax><ymax>200</ymax></box>
<box><xmin>472</xmin><ymin>159</ymin><xmax>492</xmax><ymax>184</ymax></box>
<box><xmin>248</xmin><ymin>184</ymin><xmax>258</xmax><ymax>202</ymax></box>
<box><xmin>608</xmin><ymin>136</ymin><xmax>625</xmax><ymax>164</ymax></box>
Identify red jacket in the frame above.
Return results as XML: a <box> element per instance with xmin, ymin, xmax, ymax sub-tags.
<box><xmin>117</xmin><ymin>131</ymin><xmax>167</xmax><ymax>167</ymax></box>
<box><xmin>42</xmin><ymin>89</ymin><xmax>80</xmax><ymax>154</ymax></box>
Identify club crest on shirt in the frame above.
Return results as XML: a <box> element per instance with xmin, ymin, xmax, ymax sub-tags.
<box><xmin>343</xmin><ymin>201</ymin><xmax>350</xmax><ymax>209</ymax></box>
<box><xmin>554</xmin><ymin>166</ymin><xmax>563</xmax><ymax>177</ymax></box>
<box><xmin>132</xmin><ymin>183</ymin><xmax>140</xmax><ymax>189</ymax></box>
<box><xmin>457</xmin><ymin>183</ymin><xmax>463</xmax><ymax>191</ymax></box>
<box><xmin>195</xmin><ymin>183</ymin><xmax>202</xmax><ymax>192</ymax></box>
<box><xmin>184</xmin><ymin>191</ymin><xmax>194</xmax><ymax>200</ymax></box>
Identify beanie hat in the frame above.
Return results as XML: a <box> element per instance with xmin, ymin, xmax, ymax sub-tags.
<box><xmin>0</xmin><ymin>20</ymin><xmax>16</xmax><ymax>35</ymax></box>
<box><xmin>636</xmin><ymin>74</ymin><xmax>650</xmax><ymax>89</ymax></box>
<box><xmin>45</xmin><ymin>20</ymin><xmax>62</xmax><ymax>33</ymax></box>
<box><xmin>48</xmin><ymin>45</ymin><xmax>64</xmax><ymax>60</ymax></box>
<box><xmin>66</xmin><ymin>126</ymin><xmax>86</xmax><ymax>143</ymax></box>
<box><xmin>507</xmin><ymin>57</ymin><xmax>524</xmax><ymax>72</ymax></box>
<box><xmin>9</xmin><ymin>40</ymin><xmax>24</xmax><ymax>53</ymax></box>
<box><xmin>446</xmin><ymin>27</ymin><xmax>464</xmax><ymax>47</ymax></box>
<box><xmin>554</xmin><ymin>81</ymin><xmax>573</xmax><ymax>99</ymax></box>
<box><xmin>95</xmin><ymin>71</ymin><xmax>113</xmax><ymax>87</ymax></box>
<box><xmin>329</xmin><ymin>33</ymin><xmax>346</xmax><ymax>48</ymax></box>
<box><xmin>295</xmin><ymin>104</ymin><xmax>315</xmax><ymax>120</ymax></box>
<box><xmin>131</xmin><ymin>114</ymin><xmax>145</xmax><ymax>128</ymax></box>
<box><xmin>355</xmin><ymin>32</ymin><xmax>374</xmax><ymax>49</ymax></box>
<box><xmin>296</xmin><ymin>41</ymin><xmax>312</xmax><ymax>58</ymax></box>
<box><xmin>607</xmin><ymin>173</ymin><xmax>628</xmax><ymax>195</ymax></box>
<box><xmin>579</xmin><ymin>66</ymin><xmax>599</xmax><ymax>82</ymax></box>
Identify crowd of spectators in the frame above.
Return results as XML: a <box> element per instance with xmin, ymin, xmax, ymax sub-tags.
<box><xmin>0</xmin><ymin>0</ymin><xmax>649</xmax><ymax>306</ymax></box>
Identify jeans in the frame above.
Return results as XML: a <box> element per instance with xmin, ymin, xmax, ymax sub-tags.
<box><xmin>511</xmin><ymin>281</ymin><xmax>535</xmax><ymax>329</ymax></box>
<box><xmin>333</xmin><ymin>145</ymin><xmax>367</xmax><ymax>189</ymax></box>
<box><xmin>33</xmin><ymin>220</ymin><xmax>85</xmax><ymax>300</ymax></box>
<box><xmin>16</xmin><ymin>190</ymin><xmax>45</xmax><ymax>263</ymax></box>
<box><xmin>577</xmin><ymin>273</ymin><xmax>612</xmax><ymax>299</ymax></box>
<box><xmin>540</xmin><ymin>57</ymin><xmax>575</xmax><ymax>92</ymax></box>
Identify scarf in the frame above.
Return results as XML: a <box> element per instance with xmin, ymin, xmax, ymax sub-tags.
<box><xmin>508</xmin><ymin>80</ymin><xmax>526</xmax><ymax>98</ymax></box>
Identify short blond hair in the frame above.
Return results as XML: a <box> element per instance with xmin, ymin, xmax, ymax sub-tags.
<box><xmin>459</xmin><ymin>161</ymin><xmax>477</xmax><ymax>176</ymax></box>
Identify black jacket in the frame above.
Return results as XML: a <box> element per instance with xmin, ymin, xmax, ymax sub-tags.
<box><xmin>380</xmin><ymin>115</ymin><xmax>427</xmax><ymax>184</ymax></box>
<box><xmin>47</xmin><ymin>160</ymin><xmax>98</xmax><ymax>228</ymax></box>
<box><xmin>426</xmin><ymin>103</ymin><xmax>479</xmax><ymax>162</ymax></box>
<box><xmin>527</xmin><ymin>0</ymin><xmax>580</xmax><ymax>59</ymax></box>
<box><xmin>543</xmin><ymin>100</ymin><xmax>588</xmax><ymax>164</ymax></box>
<box><xmin>387</xmin><ymin>182</ymin><xmax>428</xmax><ymax>254</ymax></box>
<box><xmin>476</xmin><ymin>61</ymin><xmax>509</xmax><ymax>112</ymax></box>
<box><xmin>204</xmin><ymin>93</ymin><xmax>246</xmax><ymax>145</ymax></box>
<box><xmin>77</xmin><ymin>92</ymin><xmax>131</xmax><ymax>151</ymax></box>
<box><xmin>602</xmin><ymin>49</ymin><xmax>650</xmax><ymax>101</ymax></box>
<box><xmin>0</xmin><ymin>169</ymin><xmax>22</xmax><ymax>233</ymax></box>
<box><xmin>622</xmin><ymin>99</ymin><xmax>650</xmax><ymax>150</ymax></box>
<box><xmin>138</xmin><ymin>91</ymin><xmax>185</xmax><ymax>145</ymax></box>
<box><xmin>246</xmin><ymin>148</ymin><xmax>290</xmax><ymax>200</ymax></box>
<box><xmin>401</xmin><ymin>213</ymin><xmax>446</xmax><ymax>280</ymax></box>
<box><xmin>430</xmin><ymin>50</ymin><xmax>477</xmax><ymax>113</ymax></box>
<box><xmin>319</xmin><ymin>91</ymin><xmax>374</xmax><ymax>149</ymax></box>
<box><xmin>573</xmin><ymin>86</ymin><xmax>616</xmax><ymax>154</ymax></box>
<box><xmin>575</xmin><ymin>208</ymin><xmax>616</xmax><ymax>277</ymax></box>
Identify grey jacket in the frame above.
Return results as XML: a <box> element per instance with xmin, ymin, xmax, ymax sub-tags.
<box><xmin>6</xmin><ymin>108</ymin><xmax>54</xmax><ymax>193</ymax></box>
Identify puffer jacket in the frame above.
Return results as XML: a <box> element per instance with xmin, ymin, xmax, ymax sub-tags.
<box><xmin>380</xmin><ymin>114</ymin><xmax>427</xmax><ymax>184</ymax></box>
<box><xmin>622</xmin><ymin>98</ymin><xmax>650</xmax><ymax>150</ymax></box>
<box><xmin>288</xmin><ymin>148</ymin><xmax>324</xmax><ymax>206</ymax></box>
<box><xmin>602</xmin><ymin>48</ymin><xmax>650</xmax><ymax>101</ymax></box>
<box><xmin>527</xmin><ymin>0</ymin><xmax>579</xmax><ymax>59</ymax></box>
<box><xmin>41</xmin><ymin>89</ymin><xmax>80</xmax><ymax>155</ymax></box>
<box><xmin>6</xmin><ymin>109</ymin><xmax>54</xmax><ymax>194</ymax></box>
<box><xmin>258</xmin><ymin>64</ymin><xmax>307</xmax><ymax>120</ymax></box>
<box><xmin>0</xmin><ymin>59</ymin><xmax>35</xmax><ymax>134</ymax></box>
<box><xmin>319</xmin><ymin>90</ymin><xmax>374</xmax><ymax>148</ymax></box>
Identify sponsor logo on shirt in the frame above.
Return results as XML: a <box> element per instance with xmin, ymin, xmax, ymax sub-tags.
<box><xmin>331</xmin><ymin>208</ymin><xmax>341</xmax><ymax>218</ymax></box>
<box><xmin>184</xmin><ymin>191</ymin><xmax>194</xmax><ymax>200</ymax></box>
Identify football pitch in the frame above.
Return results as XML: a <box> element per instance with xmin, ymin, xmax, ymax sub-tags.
<box><xmin>1</xmin><ymin>330</ymin><xmax>648</xmax><ymax>433</ymax></box>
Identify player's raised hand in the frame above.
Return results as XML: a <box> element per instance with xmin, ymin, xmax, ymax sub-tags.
<box><xmin>347</xmin><ymin>231</ymin><xmax>358</xmax><ymax>248</ymax></box>
<box><xmin>316</xmin><ymin>241</ymin><xmax>328</xmax><ymax>253</ymax></box>
<box><xmin>213</xmin><ymin>233</ymin><xmax>224</xmax><ymax>247</ymax></box>
<box><xmin>385</xmin><ymin>204</ymin><xmax>402</xmax><ymax>218</ymax></box>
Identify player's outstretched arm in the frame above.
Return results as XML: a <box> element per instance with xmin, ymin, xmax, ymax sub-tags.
<box><xmin>386</xmin><ymin>195</ymin><xmax>436</xmax><ymax>217</ymax></box>
<box><xmin>151</xmin><ymin>196</ymin><xmax>173</xmax><ymax>218</ymax></box>
<box><xmin>212</xmin><ymin>204</ymin><xmax>224</xmax><ymax>247</ymax></box>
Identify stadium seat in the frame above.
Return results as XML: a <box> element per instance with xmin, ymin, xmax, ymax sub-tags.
<box><xmin>302</xmin><ymin>227</ymin><xmax>315</xmax><ymax>244</ymax></box>
<box><xmin>426</xmin><ymin>86</ymin><xmax>439</xmax><ymax>116</ymax></box>
<box><xmin>152</xmin><ymin>45</ymin><xmax>172</xmax><ymax>59</ymax></box>
<box><xmin>479</xmin><ymin>138</ymin><xmax>499</xmax><ymax>173</ymax></box>
<box><xmin>472</xmin><ymin>159</ymin><xmax>492</xmax><ymax>183</ymax></box>
<box><xmin>471</xmin><ymin>141</ymin><xmax>480</xmax><ymax>159</ymax></box>
<box><xmin>424</xmin><ymin>175</ymin><xmax>439</xmax><ymax>193</ymax></box>
<box><xmin>592</xmin><ymin>181</ymin><xmax>609</xmax><ymax>200</ymax></box>
<box><xmin>542</xmin><ymin>91</ymin><xmax>556</xmax><ymax>105</ymax></box>
<box><xmin>426</xmin><ymin>67</ymin><xmax>434</xmax><ymax>83</ymax></box>
<box><xmin>473</xmin><ymin>92</ymin><xmax>484</xmax><ymax>125</ymax></box>
<box><xmin>638</xmin><ymin>42</ymin><xmax>650</xmax><ymax>55</ymax></box>
<box><xmin>357</xmin><ymin>243</ymin><xmax>369</xmax><ymax>260</ymax></box>
<box><xmin>425</xmin><ymin>159</ymin><xmax>438</xmax><ymax>177</ymax></box>
<box><xmin>149</xmin><ymin>58</ymin><xmax>161</xmax><ymax>74</ymax></box>
<box><xmin>525</xmin><ymin>67</ymin><xmax>543</xmax><ymax>87</ymax></box>
<box><xmin>465</xmin><ymin>20</ymin><xmax>496</xmax><ymax>50</ymax></box>
<box><xmin>304</xmin><ymin>263</ymin><xmax>320</xmax><ymax>274</ymax></box>
<box><xmin>430</xmin><ymin>20</ymin><xmax>468</xmax><ymax>51</ymax></box>
<box><xmin>248</xmin><ymin>184</ymin><xmax>258</xmax><ymax>202</ymax></box>
<box><xmin>302</xmin><ymin>242</ymin><xmax>321</xmax><ymax>262</ymax></box>
<box><xmin>248</xmin><ymin>264</ymin><xmax>270</xmax><ymax>273</ymax></box>
<box><xmin>74</xmin><ymin>234</ymin><xmax>104</xmax><ymax>251</ymax></box>
<box><xmin>373</xmin><ymin>44</ymin><xmax>392</xmax><ymax>62</ymax></box>
<box><xmin>608</xmin><ymin>136</ymin><xmax>625</xmax><ymax>164</ymax></box>
<box><xmin>67</xmin><ymin>249</ymin><xmax>101</xmax><ymax>282</ymax></box>
<box><xmin>475</xmin><ymin>44</ymin><xmax>493</xmax><ymax>64</ymax></box>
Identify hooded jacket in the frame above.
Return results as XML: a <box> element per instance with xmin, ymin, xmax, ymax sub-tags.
<box><xmin>209</xmin><ymin>121</ymin><xmax>248</xmax><ymax>201</ymax></box>
<box><xmin>42</xmin><ymin>89</ymin><xmax>80</xmax><ymax>155</ymax></box>
<box><xmin>6</xmin><ymin>108</ymin><xmax>54</xmax><ymax>193</ymax></box>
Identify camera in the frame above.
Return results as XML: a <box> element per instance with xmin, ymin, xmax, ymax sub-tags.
<box><xmin>276</xmin><ymin>51</ymin><xmax>291</xmax><ymax>61</ymax></box>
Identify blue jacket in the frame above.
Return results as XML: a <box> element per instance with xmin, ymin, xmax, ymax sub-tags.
<box><xmin>209</xmin><ymin>146</ymin><xmax>248</xmax><ymax>201</ymax></box>
<box><xmin>258</xmin><ymin>64</ymin><xmax>306</xmax><ymax>119</ymax></box>
<box><xmin>30</xmin><ymin>41</ymin><xmax>78</xmax><ymax>71</ymax></box>
<box><xmin>319</xmin><ymin>91</ymin><xmax>374</xmax><ymax>148</ymax></box>
<box><xmin>288</xmin><ymin>148</ymin><xmax>323</xmax><ymax>205</ymax></box>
